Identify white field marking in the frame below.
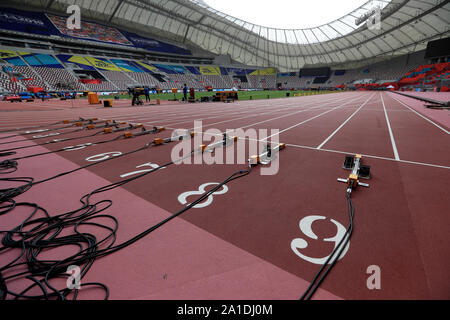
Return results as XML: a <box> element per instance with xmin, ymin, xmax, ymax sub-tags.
<box><xmin>316</xmin><ymin>93</ymin><xmax>375</xmax><ymax>149</ymax></box>
<box><xmin>166</xmin><ymin>95</ymin><xmax>356</xmax><ymax>129</ymax></box>
<box><xmin>120</xmin><ymin>97</ymin><xmax>350</xmax><ymax>132</ymax></box>
<box><xmin>135</xmin><ymin>103</ymin><xmax>281</xmax><ymax>125</ymax></box>
<box><xmin>190</xmin><ymin>95</ymin><xmax>360</xmax><ymax>132</ymax></box>
<box><xmin>95</xmin><ymin>95</ymin><xmax>352</xmax><ymax>125</ymax></box>
<box><xmin>0</xmin><ymin>92</ymin><xmax>357</xmax><ymax>127</ymax></box>
<box><xmin>118</xmin><ymin>94</ymin><xmax>367</xmax><ymax>133</ymax></box>
<box><xmin>107</xmin><ymin>107</ymin><xmax>287</xmax><ymax>130</ymax></box>
<box><xmin>388</xmin><ymin>92</ymin><xmax>450</xmax><ymax>135</ymax></box>
<box><xmin>0</xmin><ymin>102</ymin><xmax>66</xmax><ymax>110</ymax></box>
<box><xmin>0</xmin><ymin>124</ymin><xmax>82</xmax><ymax>134</ymax></box>
<box><xmin>225</xmin><ymin>95</ymin><xmax>367</xmax><ymax>134</ymax></box>
<box><xmin>102</xmin><ymin>105</ymin><xmax>248</xmax><ymax>120</ymax></box>
<box><xmin>88</xmin><ymin>92</ymin><xmax>359</xmax><ymax>123</ymax></box>
<box><xmin>262</xmin><ymin>94</ymin><xmax>370</xmax><ymax>141</ymax></box>
<box><xmin>95</xmin><ymin>96</ymin><xmax>294</xmax><ymax>118</ymax></box>
<box><xmin>163</xmin><ymin>109</ymin><xmax>282</xmax><ymax>127</ymax></box>
<box><xmin>1</xmin><ymin>93</ymin><xmax>359</xmax><ymax>130</ymax></box>
<box><xmin>88</xmin><ymin>104</ymin><xmax>281</xmax><ymax>125</ymax></box>
<box><xmin>360</xmin><ymin>108</ymin><xmax>411</xmax><ymax>112</ymax></box>
<box><xmin>195</xmin><ymin>129</ymin><xmax>450</xmax><ymax>170</ymax></box>
<box><xmin>380</xmin><ymin>92</ymin><xmax>400</xmax><ymax>161</ymax></box>
<box><xmin>0</xmin><ymin>117</ymin><xmax>72</xmax><ymax>123</ymax></box>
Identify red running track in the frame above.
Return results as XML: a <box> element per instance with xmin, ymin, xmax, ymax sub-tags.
<box><xmin>0</xmin><ymin>91</ymin><xmax>449</xmax><ymax>299</ymax></box>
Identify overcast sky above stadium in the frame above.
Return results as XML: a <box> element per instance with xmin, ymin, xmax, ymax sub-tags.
<box><xmin>205</xmin><ymin>0</ymin><xmax>369</xmax><ymax>29</ymax></box>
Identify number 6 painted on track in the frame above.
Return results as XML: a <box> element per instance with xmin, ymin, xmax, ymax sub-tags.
<box><xmin>178</xmin><ymin>183</ymin><xmax>228</xmax><ymax>208</ymax></box>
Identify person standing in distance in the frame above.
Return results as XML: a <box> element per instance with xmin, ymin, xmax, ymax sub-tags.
<box><xmin>183</xmin><ymin>84</ymin><xmax>188</xmax><ymax>102</ymax></box>
<box><xmin>144</xmin><ymin>86</ymin><xmax>150</xmax><ymax>102</ymax></box>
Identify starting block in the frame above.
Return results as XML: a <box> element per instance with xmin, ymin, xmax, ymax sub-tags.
<box><xmin>337</xmin><ymin>154</ymin><xmax>371</xmax><ymax>192</ymax></box>
<box><xmin>204</xmin><ymin>133</ymin><xmax>237</xmax><ymax>152</ymax></box>
<box><xmin>171</xmin><ymin>129</ymin><xmax>194</xmax><ymax>142</ymax></box>
<box><xmin>151</xmin><ymin>126</ymin><xmax>165</xmax><ymax>133</ymax></box>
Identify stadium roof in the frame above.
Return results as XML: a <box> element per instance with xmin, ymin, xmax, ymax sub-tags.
<box><xmin>202</xmin><ymin>0</ymin><xmax>372</xmax><ymax>29</ymax></box>
<box><xmin>9</xmin><ymin>0</ymin><xmax>450</xmax><ymax>71</ymax></box>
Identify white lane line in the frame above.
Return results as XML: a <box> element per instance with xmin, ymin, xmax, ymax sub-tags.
<box><xmin>177</xmin><ymin>95</ymin><xmax>354</xmax><ymax>130</ymax></box>
<box><xmin>111</xmin><ymin>93</ymin><xmax>366</xmax><ymax>135</ymax></box>
<box><xmin>170</xmin><ymin>94</ymin><xmax>360</xmax><ymax>131</ymax></box>
<box><xmin>158</xmin><ymin>95</ymin><xmax>357</xmax><ymax>131</ymax></box>
<box><xmin>316</xmin><ymin>93</ymin><xmax>374</xmax><ymax>149</ymax></box>
<box><xmin>381</xmin><ymin>92</ymin><xmax>400</xmax><ymax>161</ymax></box>
<box><xmin>0</xmin><ymin>92</ymin><xmax>356</xmax><ymax>126</ymax></box>
<box><xmin>235</xmin><ymin>96</ymin><xmax>362</xmax><ymax>131</ymax></box>
<box><xmin>388</xmin><ymin>92</ymin><xmax>450</xmax><ymax>135</ymax></box>
<box><xmin>287</xmin><ymin>143</ymin><xmax>450</xmax><ymax>170</ymax></box>
<box><xmin>193</xmin><ymin>129</ymin><xmax>450</xmax><ymax>170</ymax></box>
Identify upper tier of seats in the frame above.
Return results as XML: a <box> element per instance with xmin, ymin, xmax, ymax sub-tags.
<box><xmin>0</xmin><ymin>7</ymin><xmax>191</xmax><ymax>56</ymax></box>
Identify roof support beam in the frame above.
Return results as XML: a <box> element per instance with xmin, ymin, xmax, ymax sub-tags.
<box><xmin>182</xmin><ymin>24</ymin><xmax>190</xmax><ymax>44</ymax></box>
<box><xmin>108</xmin><ymin>0</ymin><xmax>123</xmax><ymax>23</ymax></box>
<box><xmin>46</xmin><ymin>0</ymin><xmax>55</xmax><ymax>9</ymax></box>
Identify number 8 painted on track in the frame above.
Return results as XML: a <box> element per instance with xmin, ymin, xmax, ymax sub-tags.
<box><xmin>178</xmin><ymin>183</ymin><xmax>228</xmax><ymax>208</ymax></box>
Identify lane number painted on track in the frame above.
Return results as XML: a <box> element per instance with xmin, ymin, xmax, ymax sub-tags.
<box><xmin>291</xmin><ymin>215</ymin><xmax>350</xmax><ymax>265</ymax></box>
<box><xmin>63</xmin><ymin>142</ymin><xmax>94</xmax><ymax>151</ymax></box>
<box><xmin>24</xmin><ymin>129</ymin><xmax>49</xmax><ymax>134</ymax></box>
<box><xmin>32</xmin><ymin>132</ymin><xmax>60</xmax><ymax>139</ymax></box>
<box><xmin>86</xmin><ymin>151</ymin><xmax>122</xmax><ymax>162</ymax></box>
<box><xmin>120</xmin><ymin>162</ymin><xmax>165</xmax><ymax>178</ymax></box>
<box><xmin>178</xmin><ymin>183</ymin><xmax>228</xmax><ymax>208</ymax></box>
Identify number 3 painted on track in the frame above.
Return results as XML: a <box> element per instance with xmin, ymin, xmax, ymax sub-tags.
<box><xmin>291</xmin><ymin>215</ymin><xmax>350</xmax><ymax>265</ymax></box>
<box><xmin>178</xmin><ymin>183</ymin><xmax>228</xmax><ymax>208</ymax></box>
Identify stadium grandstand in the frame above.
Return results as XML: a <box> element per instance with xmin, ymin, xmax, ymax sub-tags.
<box><xmin>0</xmin><ymin>0</ymin><xmax>449</xmax><ymax>306</ymax></box>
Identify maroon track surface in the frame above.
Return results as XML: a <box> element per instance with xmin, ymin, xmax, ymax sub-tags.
<box><xmin>0</xmin><ymin>91</ymin><xmax>449</xmax><ymax>300</ymax></box>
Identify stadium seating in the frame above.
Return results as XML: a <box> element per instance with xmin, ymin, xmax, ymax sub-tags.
<box><xmin>0</xmin><ymin>46</ymin><xmax>436</xmax><ymax>94</ymax></box>
<box><xmin>128</xmin><ymin>72</ymin><xmax>164</xmax><ymax>89</ymax></box>
<box><xmin>99</xmin><ymin>70</ymin><xmax>137</xmax><ymax>89</ymax></box>
<box><xmin>12</xmin><ymin>66</ymin><xmax>51</xmax><ymax>91</ymax></box>
<box><xmin>0</xmin><ymin>69</ymin><xmax>26</xmax><ymax>92</ymax></box>
<box><xmin>32</xmin><ymin>67</ymin><xmax>86</xmax><ymax>91</ymax></box>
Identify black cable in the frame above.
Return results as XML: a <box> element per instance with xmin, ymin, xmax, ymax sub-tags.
<box><xmin>0</xmin><ymin>177</ymin><xmax>34</xmax><ymax>203</ymax></box>
<box><xmin>299</xmin><ymin>190</ymin><xmax>354</xmax><ymax>300</ymax></box>
<box><xmin>0</xmin><ymin>120</ymin><xmax>66</xmax><ymax>134</ymax></box>
<box><xmin>0</xmin><ymin>119</ymin><xmax>127</xmax><ymax>148</ymax></box>
<box><xmin>0</xmin><ymin>129</ymin><xmax>178</xmax><ymax>203</ymax></box>
<box><xmin>0</xmin><ymin>123</ymin><xmax>152</xmax><ymax>158</ymax></box>
<box><xmin>0</xmin><ymin>122</ymin><xmax>81</xmax><ymax>140</ymax></box>
<box><xmin>0</xmin><ymin>128</ymin><xmax>112</xmax><ymax>154</ymax></box>
<box><xmin>0</xmin><ymin>152</ymin><xmax>17</xmax><ymax>158</ymax></box>
<box><xmin>0</xmin><ymin>127</ymin><xmax>161</xmax><ymax>179</ymax></box>
<box><xmin>0</xmin><ymin>144</ymin><xmax>250</xmax><ymax>300</ymax></box>
<box><xmin>0</xmin><ymin>134</ymin><xmax>122</xmax><ymax>166</ymax></box>
<box><xmin>0</xmin><ymin>140</ymin><xmax>150</xmax><ymax>203</ymax></box>
<box><xmin>0</xmin><ymin>127</ymin><xmax>83</xmax><ymax>146</ymax></box>
<box><xmin>0</xmin><ymin>160</ymin><xmax>18</xmax><ymax>174</ymax></box>
<box><xmin>0</xmin><ymin>122</ymin><xmax>126</xmax><ymax>153</ymax></box>
<box><xmin>0</xmin><ymin>117</ymin><xmax>105</xmax><ymax>140</ymax></box>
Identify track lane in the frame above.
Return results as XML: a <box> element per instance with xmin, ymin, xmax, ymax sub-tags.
<box><xmin>381</xmin><ymin>92</ymin><xmax>450</xmax><ymax>166</ymax></box>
